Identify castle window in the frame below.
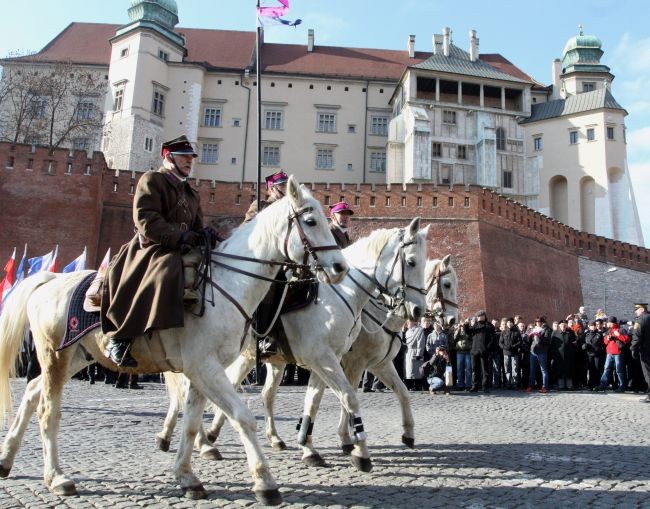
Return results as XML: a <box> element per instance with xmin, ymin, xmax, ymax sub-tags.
<box><xmin>354</xmin><ymin>196</ymin><xmax>360</xmax><ymax>206</ymax></box>
<box><xmin>120</xmin><ymin>47</ymin><xmax>129</xmax><ymax>58</ymax></box>
<box><xmin>442</xmin><ymin>110</ymin><xmax>456</xmax><ymax>125</ymax></box>
<box><xmin>144</xmin><ymin>137</ymin><xmax>154</xmax><ymax>152</ymax></box>
<box><xmin>457</xmin><ymin>145</ymin><xmax>467</xmax><ymax>160</ymax></box>
<box><xmin>73</xmin><ymin>138</ymin><xmax>89</xmax><ymax>151</ymax></box>
<box><xmin>496</xmin><ymin>127</ymin><xmax>506</xmax><ymax>150</ymax></box>
<box><xmin>113</xmin><ymin>84</ymin><xmax>125</xmax><ymax>111</ymax></box>
<box><xmin>316</xmin><ymin>148</ymin><xmax>334</xmax><ymax>169</ymax></box>
<box><xmin>369</xmin><ymin>151</ymin><xmax>386</xmax><ymax>172</ymax></box>
<box><xmin>262</xmin><ymin>145</ymin><xmax>280</xmax><ymax>166</ymax></box>
<box><xmin>264</xmin><ymin>110</ymin><xmax>283</xmax><ymax>130</ymax></box>
<box><xmin>158</xmin><ymin>50</ymin><xmax>169</xmax><ymax>61</ymax></box>
<box><xmin>440</xmin><ymin>165</ymin><xmax>451</xmax><ymax>185</ymax></box>
<box><xmin>204</xmin><ymin>107</ymin><xmax>222</xmax><ymax>127</ymax></box>
<box><xmin>317</xmin><ymin>113</ymin><xmax>336</xmax><ymax>133</ymax></box>
<box><xmin>200</xmin><ymin>143</ymin><xmax>219</xmax><ymax>164</ymax></box>
<box><xmin>464</xmin><ymin>197</ymin><xmax>470</xmax><ymax>207</ymax></box>
<box><xmin>417</xmin><ymin>196</ymin><xmax>422</xmax><ymax>207</ymax></box>
<box><xmin>569</xmin><ymin>130</ymin><xmax>579</xmax><ymax>145</ymax></box>
<box><xmin>370</xmin><ymin>115</ymin><xmax>389</xmax><ymax>136</ymax></box>
<box><xmin>433</xmin><ymin>197</ymin><xmax>438</xmax><ymax>207</ymax></box>
<box><xmin>152</xmin><ymin>88</ymin><xmax>165</xmax><ymax>116</ymax></box>
<box><xmin>75</xmin><ymin>101</ymin><xmax>95</xmax><ymax>121</ymax></box>
<box><xmin>607</xmin><ymin>126</ymin><xmax>615</xmax><ymax>140</ymax></box>
<box><xmin>587</xmin><ymin>128</ymin><xmax>595</xmax><ymax>142</ymax></box>
<box><xmin>582</xmin><ymin>82</ymin><xmax>595</xmax><ymax>92</ymax></box>
<box><xmin>348</xmin><ymin>124</ymin><xmax>356</xmax><ymax>133</ymax></box>
<box><xmin>232</xmin><ymin>118</ymin><xmax>241</xmax><ymax>127</ymax></box>
<box><xmin>432</xmin><ymin>142</ymin><xmax>442</xmax><ymax>157</ymax></box>
<box><xmin>533</xmin><ymin>136</ymin><xmax>542</xmax><ymax>151</ymax></box>
<box><xmin>503</xmin><ymin>170</ymin><xmax>513</xmax><ymax>189</ymax></box>
<box><xmin>32</xmin><ymin>96</ymin><xmax>48</xmax><ymax>119</ymax></box>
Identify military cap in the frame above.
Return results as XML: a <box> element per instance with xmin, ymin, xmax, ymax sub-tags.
<box><xmin>265</xmin><ymin>171</ymin><xmax>289</xmax><ymax>189</ymax></box>
<box><xmin>329</xmin><ymin>202</ymin><xmax>354</xmax><ymax>215</ymax></box>
<box><xmin>161</xmin><ymin>135</ymin><xmax>197</xmax><ymax>158</ymax></box>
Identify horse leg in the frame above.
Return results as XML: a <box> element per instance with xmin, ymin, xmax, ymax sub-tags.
<box><xmin>309</xmin><ymin>354</ymin><xmax>373</xmax><ymax>473</ymax></box>
<box><xmin>37</xmin><ymin>348</ymin><xmax>84</xmax><ymax>496</ymax></box>
<box><xmin>205</xmin><ymin>354</ymin><xmax>254</xmax><ymax>443</ymax></box>
<box><xmin>298</xmin><ymin>373</ymin><xmax>328</xmax><ymax>467</ymax></box>
<box><xmin>194</xmin><ymin>422</ymin><xmax>222</xmax><ymax>461</ymax></box>
<box><xmin>372</xmin><ymin>361</ymin><xmax>415</xmax><ymax>448</ymax></box>
<box><xmin>185</xmin><ymin>358</ymin><xmax>281</xmax><ymax>506</ymax></box>
<box><xmin>174</xmin><ymin>384</ymin><xmax>209</xmax><ymax>499</ymax></box>
<box><xmin>262</xmin><ymin>362</ymin><xmax>286</xmax><ymax>451</ymax></box>
<box><xmin>156</xmin><ymin>388</ymin><xmax>180</xmax><ymax>453</ymax></box>
<box><xmin>0</xmin><ymin>375</ymin><xmax>43</xmax><ymax>477</ymax></box>
<box><xmin>338</xmin><ymin>353</ymin><xmax>367</xmax><ymax>455</ymax></box>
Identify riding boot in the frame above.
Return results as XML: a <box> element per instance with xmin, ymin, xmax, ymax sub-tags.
<box><xmin>105</xmin><ymin>338</ymin><xmax>138</xmax><ymax>368</ymax></box>
<box><xmin>182</xmin><ymin>249</ymin><xmax>202</xmax><ymax>305</ymax></box>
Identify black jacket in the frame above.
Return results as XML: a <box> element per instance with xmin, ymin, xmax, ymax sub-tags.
<box><xmin>632</xmin><ymin>312</ymin><xmax>650</xmax><ymax>356</ymax></box>
<box><xmin>582</xmin><ymin>330</ymin><xmax>604</xmax><ymax>357</ymax></box>
<box><xmin>552</xmin><ymin>329</ymin><xmax>578</xmax><ymax>360</ymax></box>
<box><xmin>465</xmin><ymin>320</ymin><xmax>495</xmax><ymax>355</ymax></box>
<box><xmin>499</xmin><ymin>326</ymin><xmax>522</xmax><ymax>355</ymax></box>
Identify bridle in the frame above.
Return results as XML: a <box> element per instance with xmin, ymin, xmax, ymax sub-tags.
<box><xmin>346</xmin><ymin>229</ymin><xmax>427</xmax><ymax>317</ymax></box>
<box><xmin>426</xmin><ymin>261</ymin><xmax>458</xmax><ymax>315</ymax></box>
<box><xmin>203</xmin><ymin>203</ymin><xmax>340</xmax><ymax>346</ymax></box>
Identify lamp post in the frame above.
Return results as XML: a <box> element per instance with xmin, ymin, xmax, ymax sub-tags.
<box><xmin>603</xmin><ymin>267</ymin><xmax>618</xmax><ymax>314</ymax></box>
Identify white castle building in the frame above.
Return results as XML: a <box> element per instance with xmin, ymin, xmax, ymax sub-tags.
<box><xmin>0</xmin><ymin>0</ymin><xmax>642</xmax><ymax>245</ymax></box>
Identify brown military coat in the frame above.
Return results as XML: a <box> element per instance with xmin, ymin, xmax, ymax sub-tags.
<box><xmin>329</xmin><ymin>222</ymin><xmax>351</xmax><ymax>248</ymax></box>
<box><xmin>243</xmin><ymin>195</ymin><xmax>279</xmax><ymax>223</ymax></box>
<box><xmin>101</xmin><ymin>167</ymin><xmax>203</xmax><ymax>340</ymax></box>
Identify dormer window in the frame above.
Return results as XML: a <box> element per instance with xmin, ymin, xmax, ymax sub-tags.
<box><xmin>158</xmin><ymin>50</ymin><xmax>169</xmax><ymax>61</ymax></box>
<box><xmin>582</xmin><ymin>82</ymin><xmax>595</xmax><ymax>92</ymax></box>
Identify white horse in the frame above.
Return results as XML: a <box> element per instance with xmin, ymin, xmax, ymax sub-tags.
<box><xmin>0</xmin><ymin>176</ymin><xmax>347</xmax><ymax>505</ymax></box>
<box><xmin>337</xmin><ymin>255</ymin><xmax>458</xmax><ymax>452</ymax></box>
<box><xmin>159</xmin><ymin>218</ymin><xmax>429</xmax><ymax>469</ymax></box>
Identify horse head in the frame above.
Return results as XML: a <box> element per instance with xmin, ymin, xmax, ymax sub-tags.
<box><xmin>367</xmin><ymin>217</ymin><xmax>428</xmax><ymax>321</ymax></box>
<box><xmin>426</xmin><ymin>254</ymin><xmax>459</xmax><ymax>326</ymax></box>
<box><xmin>282</xmin><ymin>175</ymin><xmax>348</xmax><ymax>284</ymax></box>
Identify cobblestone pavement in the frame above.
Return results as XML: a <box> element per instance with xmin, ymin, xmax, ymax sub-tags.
<box><xmin>1</xmin><ymin>379</ymin><xmax>649</xmax><ymax>508</ymax></box>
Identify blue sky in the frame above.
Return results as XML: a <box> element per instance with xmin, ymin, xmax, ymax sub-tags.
<box><xmin>2</xmin><ymin>0</ymin><xmax>649</xmax><ymax>244</ymax></box>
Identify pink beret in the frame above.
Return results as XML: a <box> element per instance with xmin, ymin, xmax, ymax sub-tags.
<box><xmin>329</xmin><ymin>202</ymin><xmax>353</xmax><ymax>215</ymax></box>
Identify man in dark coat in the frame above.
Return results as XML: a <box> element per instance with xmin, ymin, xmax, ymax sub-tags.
<box><xmin>582</xmin><ymin>320</ymin><xmax>604</xmax><ymax>389</ymax></box>
<box><xmin>551</xmin><ymin>320</ymin><xmax>578</xmax><ymax>389</ymax></box>
<box><xmin>101</xmin><ymin>135</ymin><xmax>205</xmax><ymax>367</ymax></box>
<box><xmin>328</xmin><ymin>201</ymin><xmax>353</xmax><ymax>248</ymax></box>
<box><xmin>464</xmin><ymin>310</ymin><xmax>495</xmax><ymax>393</ymax></box>
<box><xmin>631</xmin><ymin>303</ymin><xmax>650</xmax><ymax>402</ymax></box>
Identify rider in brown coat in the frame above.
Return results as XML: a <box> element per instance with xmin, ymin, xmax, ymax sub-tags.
<box><xmin>328</xmin><ymin>201</ymin><xmax>353</xmax><ymax>248</ymax></box>
<box><xmin>101</xmin><ymin>135</ymin><xmax>205</xmax><ymax>367</ymax></box>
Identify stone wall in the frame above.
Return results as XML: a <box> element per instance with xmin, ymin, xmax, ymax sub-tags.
<box><xmin>2</xmin><ymin>141</ymin><xmax>649</xmax><ymax>323</ymax></box>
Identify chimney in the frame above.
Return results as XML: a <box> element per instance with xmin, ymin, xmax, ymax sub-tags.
<box><xmin>433</xmin><ymin>34</ymin><xmax>443</xmax><ymax>55</ymax></box>
<box><xmin>307</xmin><ymin>29</ymin><xmax>314</xmax><ymax>52</ymax></box>
<box><xmin>407</xmin><ymin>34</ymin><xmax>415</xmax><ymax>58</ymax></box>
<box><xmin>469</xmin><ymin>29</ymin><xmax>479</xmax><ymax>62</ymax></box>
<box><xmin>442</xmin><ymin>27</ymin><xmax>451</xmax><ymax>57</ymax></box>
<box><xmin>551</xmin><ymin>58</ymin><xmax>562</xmax><ymax>99</ymax></box>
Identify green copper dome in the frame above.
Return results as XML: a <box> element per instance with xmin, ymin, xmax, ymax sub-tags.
<box><xmin>128</xmin><ymin>0</ymin><xmax>179</xmax><ymax>29</ymax></box>
<box><xmin>561</xmin><ymin>31</ymin><xmax>609</xmax><ymax>75</ymax></box>
<box><xmin>116</xmin><ymin>0</ymin><xmax>185</xmax><ymax>49</ymax></box>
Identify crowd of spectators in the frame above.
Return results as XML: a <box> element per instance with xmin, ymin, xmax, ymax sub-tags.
<box><xmin>396</xmin><ymin>305</ymin><xmax>650</xmax><ymax>399</ymax></box>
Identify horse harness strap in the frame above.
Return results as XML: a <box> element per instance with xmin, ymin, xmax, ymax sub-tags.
<box><xmin>428</xmin><ymin>264</ymin><xmax>458</xmax><ymax>312</ymax></box>
<box><xmin>361</xmin><ymin>307</ymin><xmax>403</xmax><ymax>366</ymax></box>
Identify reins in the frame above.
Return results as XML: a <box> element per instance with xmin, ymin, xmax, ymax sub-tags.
<box><xmin>427</xmin><ymin>262</ymin><xmax>458</xmax><ymax>314</ymax></box>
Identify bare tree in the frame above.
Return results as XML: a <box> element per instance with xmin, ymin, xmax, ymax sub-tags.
<box><xmin>0</xmin><ymin>54</ymin><xmax>107</xmax><ymax>152</ymax></box>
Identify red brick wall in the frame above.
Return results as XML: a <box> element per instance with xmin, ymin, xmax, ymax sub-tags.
<box><xmin>1</xmin><ymin>142</ymin><xmax>648</xmax><ymax>323</ymax></box>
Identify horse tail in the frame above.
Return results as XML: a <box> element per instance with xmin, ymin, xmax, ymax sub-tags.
<box><xmin>0</xmin><ymin>271</ymin><xmax>57</xmax><ymax>425</ymax></box>
<box><xmin>163</xmin><ymin>371</ymin><xmax>187</xmax><ymax>411</ymax></box>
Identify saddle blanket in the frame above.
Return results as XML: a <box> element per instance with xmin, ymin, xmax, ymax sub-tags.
<box><xmin>57</xmin><ymin>272</ymin><xmax>101</xmax><ymax>351</ymax></box>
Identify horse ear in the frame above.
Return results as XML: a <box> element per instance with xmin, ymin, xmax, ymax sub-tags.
<box><xmin>286</xmin><ymin>175</ymin><xmax>304</xmax><ymax>208</ymax></box>
<box><xmin>442</xmin><ymin>254</ymin><xmax>451</xmax><ymax>267</ymax></box>
<box><xmin>407</xmin><ymin>217</ymin><xmax>421</xmax><ymax>237</ymax></box>
<box><xmin>419</xmin><ymin>223</ymin><xmax>431</xmax><ymax>239</ymax></box>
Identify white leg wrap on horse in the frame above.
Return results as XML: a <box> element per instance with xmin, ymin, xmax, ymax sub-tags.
<box><xmin>296</xmin><ymin>415</ymin><xmax>313</xmax><ymax>446</ymax></box>
<box><xmin>351</xmin><ymin>413</ymin><xmax>367</xmax><ymax>441</ymax></box>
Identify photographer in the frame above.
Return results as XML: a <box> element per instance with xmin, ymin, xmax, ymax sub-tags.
<box><xmin>594</xmin><ymin>317</ymin><xmax>630</xmax><ymax>392</ymax></box>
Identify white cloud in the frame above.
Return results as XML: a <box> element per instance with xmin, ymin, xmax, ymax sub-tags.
<box><xmin>628</xmin><ymin>161</ymin><xmax>650</xmax><ymax>244</ymax></box>
<box><xmin>627</xmin><ymin>126</ymin><xmax>650</xmax><ymax>159</ymax></box>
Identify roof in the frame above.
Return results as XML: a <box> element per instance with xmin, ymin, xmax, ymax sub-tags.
<box><xmin>411</xmin><ymin>44</ymin><xmax>532</xmax><ymax>84</ymax></box>
<box><xmin>3</xmin><ymin>22</ymin><xmax>536</xmax><ymax>83</ymax></box>
<box><xmin>521</xmin><ymin>88</ymin><xmax>626</xmax><ymax>123</ymax></box>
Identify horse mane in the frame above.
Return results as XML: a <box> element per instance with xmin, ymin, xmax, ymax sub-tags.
<box><xmin>347</xmin><ymin>227</ymin><xmax>400</xmax><ymax>262</ymax></box>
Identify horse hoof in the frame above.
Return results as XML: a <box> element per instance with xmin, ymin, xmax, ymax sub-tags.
<box><xmin>51</xmin><ymin>479</ymin><xmax>77</xmax><ymax>496</ymax></box>
<box><xmin>182</xmin><ymin>484</ymin><xmax>208</xmax><ymax>500</ymax></box>
<box><xmin>255</xmin><ymin>488</ymin><xmax>283</xmax><ymax>506</ymax></box>
<box><xmin>156</xmin><ymin>436</ymin><xmax>171</xmax><ymax>452</ymax></box>
<box><xmin>401</xmin><ymin>435</ymin><xmax>415</xmax><ymax>449</ymax></box>
<box><xmin>0</xmin><ymin>465</ymin><xmax>11</xmax><ymax>478</ymax></box>
<box><xmin>340</xmin><ymin>443</ymin><xmax>354</xmax><ymax>456</ymax></box>
<box><xmin>303</xmin><ymin>453</ymin><xmax>328</xmax><ymax>468</ymax></box>
<box><xmin>350</xmin><ymin>455</ymin><xmax>373</xmax><ymax>473</ymax></box>
<box><xmin>200</xmin><ymin>448</ymin><xmax>223</xmax><ymax>461</ymax></box>
<box><xmin>272</xmin><ymin>441</ymin><xmax>286</xmax><ymax>451</ymax></box>
<box><xmin>206</xmin><ymin>432</ymin><xmax>217</xmax><ymax>443</ymax></box>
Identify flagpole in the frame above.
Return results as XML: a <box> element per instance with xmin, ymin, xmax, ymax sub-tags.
<box><xmin>255</xmin><ymin>0</ymin><xmax>263</xmax><ymax>386</ymax></box>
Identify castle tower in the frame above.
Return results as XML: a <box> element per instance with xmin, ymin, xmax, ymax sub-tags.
<box><xmin>102</xmin><ymin>0</ymin><xmax>203</xmax><ymax>172</ymax></box>
<box><xmin>523</xmin><ymin>29</ymin><xmax>643</xmax><ymax>245</ymax></box>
